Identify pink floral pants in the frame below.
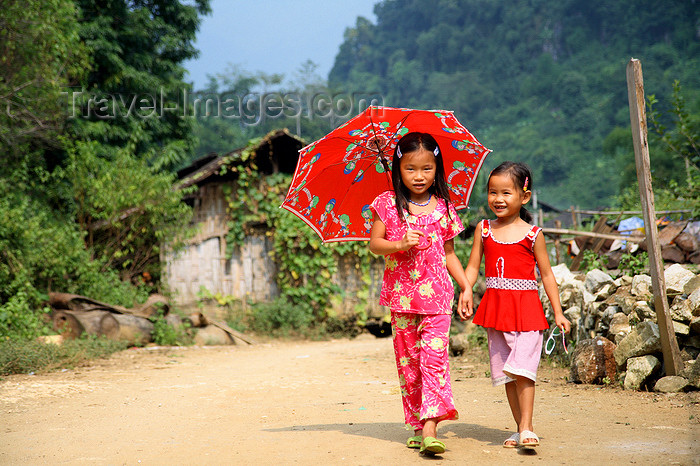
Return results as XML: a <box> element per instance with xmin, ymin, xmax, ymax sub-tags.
<box><xmin>391</xmin><ymin>312</ymin><xmax>458</xmax><ymax>430</ymax></box>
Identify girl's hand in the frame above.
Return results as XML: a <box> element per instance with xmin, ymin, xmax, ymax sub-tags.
<box><xmin>398</xmin><ymin>229</ymin><xmax>424</xmax><ymax>251</ymax></box>
<box><xmin>555</xmin><ymin>314</ymin><xmax>571</xmax><ymax>334</ymax></box>
<box><xmin>456</xmin><ymin>287</ymin><xmax>473</xmax><ymax>321</ymax></box>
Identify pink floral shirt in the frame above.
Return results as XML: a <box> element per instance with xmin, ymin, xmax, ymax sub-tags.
<box><xmin>370</xmin><ymin>190</ymin><xmax>464</xmax><ymax>315</ymax></box>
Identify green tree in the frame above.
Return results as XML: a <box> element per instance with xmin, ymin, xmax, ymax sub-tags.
<box><xmin>0</xmin><ymin>0</ymin><xmax>87</xmax><ymax>180</ymax></box>
<box><xmin>69</xmin><ymin>0</ymin><xmax>211</xmax><ymax>171</ymax></box>
<box><xmin>329</xmin><ymin>0</ymin><xmax>700</xmax><ymax>210</ymax></box>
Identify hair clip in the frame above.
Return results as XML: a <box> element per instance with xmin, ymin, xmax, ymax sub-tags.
<box><xmin>396</xmin><ymin>146</ymin><xmax>403</xmax><ymax>159</ymax></box>
<box><xmin>523</xmin><ymin>176</ymin><xmax>529</xmax><ymax>192</ymax></box>
<box><xmin>433</xmin><ymin>147</ymin><xmax>440</xmax><ymax>157</ymax></box>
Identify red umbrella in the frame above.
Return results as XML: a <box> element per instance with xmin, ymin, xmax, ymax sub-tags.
<box><xmin>281</xmin><ymin>106</ymin><xmax>491</xmax><ymax>242</ymax></box>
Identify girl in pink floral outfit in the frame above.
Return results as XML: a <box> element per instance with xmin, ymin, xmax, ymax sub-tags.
<box><xmin>369</xmin><ymin>132</ymin><xmax>472</xmax><ymax>456</ymax></box>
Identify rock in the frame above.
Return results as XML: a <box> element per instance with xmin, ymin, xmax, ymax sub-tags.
<box><xmin>606</xmin><ymin>251</ymin><xmax>622</xmax><ymax>269</ymax></box>
<box><xmin>684</xmin><ymin>276</ymin><xmax>700</xmax><ymax>296</ymax></box>
<box><xmin>664</xmin><ymin>264</ymin><xmax>695</xmax><ymax>295</ymax></box>
<box><xmin>559</xmin><ymin>281</ymin><xmax>585</xmax><ymax>309</ymax></box>
<box><xmin>613</xmin><ymin>321</ymin><xmax>661</xmax><ymax>367</ymax></box>
<box><xmin>601</xmin><ymin>306</ymin><xmax>621</xmax><ymax>325</ymax></box>
<box><xmin>569</xmin><ymin>336</ymin><xmax>617</xmax><ymax>384</ymax></box>
<box><xmin>680</xmin><ymin>346</ymin><xmax>700</xmax><ymax>361</ymax></box>
<box><xmin>658</xmin><ymin>221</ymin><xmax>688</xmax><ymax>246</ymax></box>
<box><xmin>670</xmin><ymin>299</ymin><xmax>693</xmax><ymax>323</ymax></box>
<box><xmin>449</xmin><ymin>333</ymin><xmax>469</xmax><ymax>356</ymax></box>
<box><xmin>673</xmin><ymin>321</ymin><xmax>690</xmax><ymax>336</ymax></box>
<box><xmin>624</xmin><ymin>355</ymin><xmax>661</xmax><ymax>390</ymax></box>
<box><xmin>631</xmin><ymin>274</ymin><xmax>652</xmax><ymax>297</ymax></box>
<box><xmin>564</xmin><ymin>306</ymin><xmax>582</xmax><ymax>340</ymax></box>
<box><xmin>690</xmin><ymin>316</ymin><xmax>700</xmax><ymax>335</ymax></box>
<box><xmin>36</xmin><ymin>335</ymin><xmax>64</xmax><ymax>345</ymax></box>
<box><xmin>614</xmin><ymin>275</ymin><xmax>633</xmax><ymax>287</ymax></box>
<box><xmin>608</xmin><ymin>291</ymin><xmax>636</xmax><ymax>315</ymax></box>
<box><xmin>632</xmin><ymin>301</ymin><xmax>656</xmax><ymax>322</ymax></box>
<box><xmin>194</xmin><ymin>325</ymin><xmax>235</xmax><ymax>345</ymax></box>
<box><xmin>551</xmin><ymin>263</ymin><xmax>576</xmax><ymax>285</ymax></box>
<box><xmin>595</xmin><ymin>283</ymin><xmax>616</xmax><ymax>301</ymax></box>
<box><xmin>585</xmin><ymin>269</ymin><xmax>615</xmax><ymax>294</ymax></box>
<box><xmin>679</xmin><ymin>358</ymin><xmax>700</xmax><ymax>389</ymax></box>
<box><xmin>608</xmin><ymin>313</ymin><xmax>631</xmax><ymax>340</ymax></box>
<box><xmin>653</xmin><ymin>376</ymin><xmax>689</xmax><ymax>393</ymax></box>
<box><xmin>688</xmin><ymin>288</ymin><xmax>700</xmax><ymax>317</ymax></box>
<box><xmin>661</xmin><ymin>244</ymin><xmax>685</xmax><ymax>263</ymax></box>
<box><xmin>674</xmin><ymin>232</ymin><xmax>698</xmax><ymax>252</ymax></box>
<box><xmin>685</xmin><ymin>335</ymin><xmax>700</xmax><ymax>349</ymax></box>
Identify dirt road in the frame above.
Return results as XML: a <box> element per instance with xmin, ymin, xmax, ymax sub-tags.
<box><xmin>1</xmin><ymin>335</ymin><xmax>698</xmax><ymax>465</ymax></box>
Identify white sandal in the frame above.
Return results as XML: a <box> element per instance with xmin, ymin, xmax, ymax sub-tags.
<box><xmin>503</xmin><ymin>432</ymin><xmax>519</xmax><ymax>448</ymax></box>
<box><xmin>519</xmin><ymin>430</ymin><xmax>540</xmax><ymax>448</ymax></box>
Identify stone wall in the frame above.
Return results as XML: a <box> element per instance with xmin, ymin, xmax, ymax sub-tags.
<box><xmin>543</xmin><ymin>263</ymin><xmax>700</xmax><ymax>392</ymax></box>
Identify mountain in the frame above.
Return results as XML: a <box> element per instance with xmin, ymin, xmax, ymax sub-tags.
<box><xmin>329</xmin><ymin>0</ymin><xmax>700</xmax><ymax>209</ymax></box>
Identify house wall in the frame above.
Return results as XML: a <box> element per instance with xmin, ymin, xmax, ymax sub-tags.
<box><xmin>164</xmin><ymin>181</ymin><xmax>385</xmax><ymax>317</ymax></box>
<box><xmin>164</xmin><ymin>182</ymin><xmax>279</xmax><ymax>307</ymax></box>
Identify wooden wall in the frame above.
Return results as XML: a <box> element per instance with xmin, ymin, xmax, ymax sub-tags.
<box><xmin>164</xmin><ymin>181</ymin><xmax>383</xmax><ymax>317</ymax></box>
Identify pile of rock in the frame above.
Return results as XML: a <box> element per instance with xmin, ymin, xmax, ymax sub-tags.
<box><xmin>541</xmin><ymin>263</ymin><xmax>700</xmax><ymax>392</ymax></box>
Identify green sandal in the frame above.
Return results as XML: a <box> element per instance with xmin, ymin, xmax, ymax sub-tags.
<box><xmin>406</xmin><ymin>435</ymin><xmax>422</xmax><ymax>449</ymax></box>
<box><xmin>420</xmin><ymin>437</ymin><xmax>446</xmax><ymax>455</ymax></box>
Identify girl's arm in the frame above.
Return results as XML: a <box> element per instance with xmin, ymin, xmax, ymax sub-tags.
<box><xmin>464</xmin><ymin>221</ymin><xmax>484</xmax><ymax>287</ymax></box>
<box><xmin>533</xmin><ymin>234</ymin><xmax>571</xmax><ymax>333</ymax></box>
<box><xmin>445</xmin><ymin>238</ymin><xmax>472</xmax><ymax>319</ymax></box>
<box><xmin>368</xmin><ymin>213</ymin><xmax>421</xmax><ymax>255</ymax></box>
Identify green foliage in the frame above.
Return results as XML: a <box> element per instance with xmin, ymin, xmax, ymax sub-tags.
<box><xmin>579</xmin><ymin>249</ymin><xmax>608</xmax><ymax>273</ymax></box>
<box><xmin>217</xmin><ymin>149</ymin><xmax>376</xmax><ymax>333</ymax></box>
<box><xmin>0</xmin><ymin>291</ymin><xmax>51</xmax><ymax>341</ymax></box>
<box><xmin>466</xmin><ymin>325</ymin><xmax>488</xmax><ymax>350</ymax></box>
<box><xmin>245</xmin><ymin>299</ymin><xmax>315</xmax><ymax>336</ymax></box>
<box><xmin>59</xmin><ymin>140</ymin><xmax>195</xmax><ymax>283</ymax></box>
<box><xmin>618</xmin><ymin>252</ymin><xmax>649</xmax><ymax>276</ymax></box>
<box><xmin>151</xmin><ymin>311</ymin><xmax>193</xmax><ymax>346</ymax></box>
<box><xmin>69</xmin><ymin>0</ymin><xmax>211</xmax><ymax>171</ymax></box>
<box><xmin>0</xmin><ymin>336</ymin><xmax>128</xmax><ymax>377</ymax></box>
<box><xmin>0</xmin><ymin>184</ymin><xmax>151</xmax><ymax>339</ymax></box>
<box><xmin>0</xmin><ymin>0</ymin><xmax>87</xmax><ymax>166</ymax></box>
<box><xmin>0</xmin><ymin>1</ymin><xmax>210</xmax><ymax>350</ymax></box>
<box><xmin>186</xmin><ymin>61</ymin><xmax>351</xmax><ymax>169</ymax></box>
<box><xmin>648</xmin><ymin>81</ymin><xmax>700</xmax><ymax>174</ymax></box>
<box><xmin>329</xmin><ymin>0</ymin><xmax>700</xmax><ymax>210</ymax></box>
<box><xmin>224</xmin><ymin>152</ymin><xmax>374</xmax><ymax>317</ymax></box>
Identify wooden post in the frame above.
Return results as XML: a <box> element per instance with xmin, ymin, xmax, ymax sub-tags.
<box><xmin>626</xmin><ymin>58</ymin><xmax>683</xmax><ymax>376</ymax></box>
<box><xmin>554</xmin><ymin>220</ymin><xmax>562</xmax><ymax>264</ymax></box>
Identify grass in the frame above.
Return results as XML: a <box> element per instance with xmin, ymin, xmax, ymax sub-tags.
<box><xmin>0</xmin><ymin>336</ymin><xmax>129</xmax><ymax>378</ymax></box>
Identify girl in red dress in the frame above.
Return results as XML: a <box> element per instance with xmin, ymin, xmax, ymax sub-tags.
<box><xmin>464</xmin><ymin>161</ymin><xmax>570</xmax><ymax>449</ymax></box>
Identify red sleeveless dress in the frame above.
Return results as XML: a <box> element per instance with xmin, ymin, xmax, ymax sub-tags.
<box><xmin>472</xmin><ymin>219</ymin><xmax>549</xmax><ymax>332</ymax></box>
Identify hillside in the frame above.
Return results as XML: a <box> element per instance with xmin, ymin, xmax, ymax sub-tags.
<box><xmin>329</xmin><ymin>0</ymin><xmax>700</xmax><ymax>209</ymax></box>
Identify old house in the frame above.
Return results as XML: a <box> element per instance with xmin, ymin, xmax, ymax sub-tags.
<box><xmin>164</xmin><ymin>129</ymin><xmax>303</xmax><ymax>307</ymax></box>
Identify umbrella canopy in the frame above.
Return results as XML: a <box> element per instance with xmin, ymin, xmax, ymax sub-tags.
<box><xmin>281</xmin><ymin>106</ymin><xmax>491</xmax><ymax>242</ymax></box>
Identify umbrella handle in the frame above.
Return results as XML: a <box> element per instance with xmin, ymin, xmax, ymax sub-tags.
<box><xmin>415</xmin><ymin>233</ymin><xmax>432</xmax><ymax>250</ymax></box>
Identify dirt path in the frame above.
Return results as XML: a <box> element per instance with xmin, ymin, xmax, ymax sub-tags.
<box><xmin>1</xmin><ymin>335</ymin><xmax>699</xmax><ymax>465</ymax></box>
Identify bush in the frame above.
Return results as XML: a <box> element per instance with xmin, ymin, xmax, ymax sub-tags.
<box><xmin>246</xmin><ymin>298</ymin><xmax>315</xmax><ymax>336</ymax></box>
<box><xmin>0</xmin><ymin>184</ymin><xmax>151</xmax><ymax>340</ymax></box>
<box><xmin>151</xmin><ymin>311</ymin><xmax>193</xmax><ymax>346</ymax></box>
<box><xmin>0</xmin><ymin>336</ymin><xmax>128</xmax><ymax>377</ymax></box>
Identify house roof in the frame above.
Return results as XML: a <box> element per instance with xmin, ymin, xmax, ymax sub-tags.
<box><xmin>176</xmin><ymin>129</ymin><xmax>304</xmax><ymax>190</ymax></box>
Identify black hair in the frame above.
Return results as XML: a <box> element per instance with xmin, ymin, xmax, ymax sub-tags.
<box><xmin>391</xmin><ymin>132</ymin><xmax>452</xmax><ymax>221</ymax></box>
<box><xmin>488</xmin><ymin>161</ymin><xmax>534</xmax><ymax>223</ymax></box>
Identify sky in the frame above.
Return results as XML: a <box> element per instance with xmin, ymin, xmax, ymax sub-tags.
<box><xmin>183</xmin><ymin>0</ymin><xmax>378</xmax><ymax>90</ymax></box>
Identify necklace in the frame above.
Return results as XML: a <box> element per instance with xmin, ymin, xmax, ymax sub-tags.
<box><xmin>408</xmin><ymin>194</ymin><xmax>431</xmax><ymax>207</ymax></box>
